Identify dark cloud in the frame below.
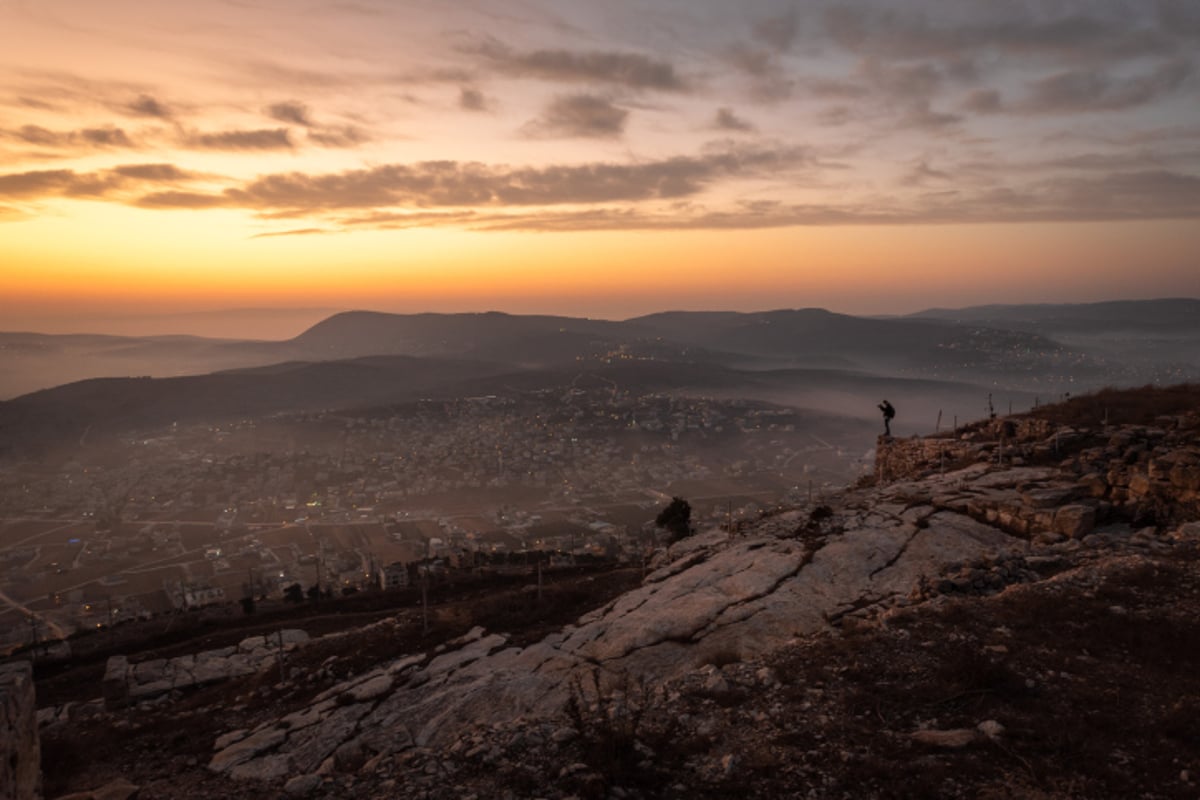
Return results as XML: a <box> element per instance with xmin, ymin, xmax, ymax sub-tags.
<box><xmin>459</xmin><ymin>87</ymin><xmax>488</xmax><ymax>112</ymax></box>
<box><xmin>861</xmin><ymin>58</ymin><xmax>942</xmax><ymax>99</ymax></box>
<box><xmin>713</xmin><ymin>108</ymin><xmax>755</xmax><ymax>132</ymax></box>
<box><xmin>467</xmin><ymin>168</ymin><xmax>1200</xmax><ymax>232</ymax></box>
<box><xmin>0</xmin><ymin>168</ymin><xmax>120</xmax><ymax>199</ymax></box>
<box><xmin>1021</xmin><ymin>59</ymin><xmax>1193</xmax><ymax>113</ymax></box>
<box><xmin>186</xmin><ymin>128</ymin><xmax>293</xmax><ymax>150</ymax></box>
<box><xmin>80</xmin><ymin>127</ymin><xmax>134</xmax><ymax>147</ymax></box>
<box><xmin>525</xmin><ymin>94</ymin><xmax>628</xmax><ymax>139</ymax></box>
<box><xmin>902</xmin><ymin>159</ymin><xmax>952</xmax><ymax>186</ymax></box>
<box><xmin>963</xmin><ymin>88</ymin><xmax>1003</xmax><ymax>113</ymax></box>
<box><xmin>112</xmin><ymin>164</ymin><xmax>193</xmax><ymax>181</ymax></box>
<box><xmin>13</xmin><ymin>125</ymin><xmax>62</xmax><ymax>146</ymax></box>
<box><xmin>127</xmin><ymin>94</ymin><xmax>172</xmax><ymax>119</ymax></box>
<box><xmin>222</xmin><ymin>145</ymin><xmax>811</xmax><ymax>212</ymax></box>
<box><xmin>726</xmin><ymin>43</ymin><xmax>795</xmax><ymax>101</ymax></box>
<box><xmin>900</xmin><ymin>100</ymin><xmax>961</xmax><ymax>130</ymax></box>
<box><xmin>17</xmin><ymin>97</ymin><xmax>59</xmax><ymax>111</ymax></box>
<box><xmin>134</xmin><ymin>191</ymin><xmax>229</xmax><ymax>209</ymax></box>
<box><xmin>1157</xmin><ymin>0</ymin><xmax>1200</xmax><ymax>38</ymax></box>
<box><xmin>478</xmin><ymin>41</ymin><xmax>687</xmax><ymax>92</ymax></box>
<box><xmin>1030</xmin><ymin>169</ymin><xmax>1200</xmax><ymax>218</ymax></box>
<box><xmin>306</xmin><ymin>126</ymin><xmax>370</xmax><ymax>148</ymax></box>
<box><xmin>0</xmin><ymin>169</ymin><xmax>79</xmax><ymax>198</ymax></box>
<box><xmin>753</xmin><ymin>8</ymin><xmax>800</xmax><ymax>52</ymax></box>
<box><xmin>10</xmin><ymin>125</ymin><xmax>137</xmax><ymax>149</ymax></box>
<box><xmin>266</xmin><ymin>101</ymin><xmax>313</xmax><ymax>126</ymax></box>
<box><xmin>822</xmin><ymin>7</ymin><xmax>1174</xmax><ymax>62</ymax></box>
<box><xmin>0</xmin><ymin>163</ymin><xmax>202</xmax><ymax>204</ymax></box>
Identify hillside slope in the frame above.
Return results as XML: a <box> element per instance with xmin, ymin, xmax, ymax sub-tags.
<box><xmin>28</xmin><ymin>387</ymin><xmax>1200</xmax><ymax>799</ymax></box>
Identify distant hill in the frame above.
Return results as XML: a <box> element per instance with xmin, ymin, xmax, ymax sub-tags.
<box><xmin>288</xmin><ymin>310</ymin><xmax>649</xmax><ymax>366</ymax></box>
<box><xmin>630</xmin><ymin>307</ymin><xmax>1053</xmax><ymax>364</ymax></box>
<box><xmin>0</xmin><ymin>355</ymin><xmax>516</xmax><ymax>456</ymax></box>
<box><xmin>908</xmin><ymin>299</ymin><xmax>1200</xmax><ymax>373</ymax></box>
<box><xmin>908</xmin><ymin>298</ymin><xmax>1200</xmax><ymax>334</ymax></box>
<box><xmin>3</xmin><ymin>301</ymin><xmax>1196</xmax><ymax>439</ymax></box>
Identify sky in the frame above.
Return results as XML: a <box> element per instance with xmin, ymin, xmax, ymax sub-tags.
<box><xmin>1</xmin><ymin>0</ymin><xmax>1198</xmax><ymax>337</ymax></box>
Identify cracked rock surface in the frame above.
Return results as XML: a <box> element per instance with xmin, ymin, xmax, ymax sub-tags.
<box><xmin>208</xmin><ymin>465</ymin><xmax>1029</xmax><ymax>780</ymax></box>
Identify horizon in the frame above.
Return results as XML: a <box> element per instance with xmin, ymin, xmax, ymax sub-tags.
<box><xmin>4</xmin><ymin>295</ymin><xmax>1199</xmax><ymax>341</ymax></box>
<box><xmin>2</xmin><ymin>1</ymin><xmax>1199</xmax><ymax>327</ymax></box>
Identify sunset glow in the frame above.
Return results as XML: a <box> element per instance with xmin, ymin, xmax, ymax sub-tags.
<box><xmin>2</xmin><ymin>1</ymin><xmax>1199</xmax><ymax>335</ymax></box>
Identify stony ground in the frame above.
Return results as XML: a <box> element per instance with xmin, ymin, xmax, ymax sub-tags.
<box><xmin>31</xmin><ymin>395</ymin><xmax>1200</xmax><ymax>800</ymax></box>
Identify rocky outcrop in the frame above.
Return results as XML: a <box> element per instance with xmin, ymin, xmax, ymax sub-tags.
<box><xmin>209</xmin><ymin>414</ymin><xmax>1200</xmax><ymax>787</ymax></box>
<box><xmin>210</xmin><ymin>470</ymin><xmax>1028</xmax><ymax>782</ymax></box>
<box><xmin>103</xmin><ymin>630</ymin><xmax>308</xmax><ymax>709</ymax></box>
<box><xmin>0</xmin><ymin>661</ymin><xmax>41</xmax><ymax>800</ymax></box>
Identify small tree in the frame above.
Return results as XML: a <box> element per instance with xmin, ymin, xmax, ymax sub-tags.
<box><xmin>656</xmin><ymin>496</ymin><xmax>693</xmax><ymax>543</ymax></box>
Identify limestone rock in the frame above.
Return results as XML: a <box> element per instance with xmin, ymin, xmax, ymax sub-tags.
<box><xmin>0</xmin><ymin>662</ymin><xmax>40</xmax><ymax>800</ymax></box>
<box><xmin>1053</xmin><ymin>505</ymin><xmax>1096</xmax><ymax>539</ymax></box>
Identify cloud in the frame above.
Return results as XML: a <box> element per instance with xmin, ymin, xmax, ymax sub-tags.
<box><xmin>753</xmin><ymin>8</ymin><xmax>801</xmax><ymax>52</ymax></box>
<box><xmin>459</xmin><ymin>87</ymin><xmax>488</xmax><ymax>112</ymax></box>
<box><xmin>9</xmin><ymin>124</ymin><xmax>138</xmax><ymax>149</ymax></box>
<box><xmin>80</xmin><ymin>127</ymin><xmax>134</xmax><ymax>147</ymax></box>
<box><xmin>0</xmin><ymin>169</ymin><xmax>79</xmax><ymax>198</ymax></box>
<box><xmin>185</xmin><ymin>128</ymin><xmax>293</xmax><ymax>150</ymax></box>
<box><xmin>0</xmin><ymin>168</ymin><xmax>120</xmax><ymax>199</ymax></box>
<box><xmin>713</xmin><ymin>108</ymin><xmax>755</xmax><ymax>132</ymax></box>
<box><xmin>900</xmin><ymin>100</ymin><xmax>961</xmax><ymax>130</ymax></box>
<box><xmin>266</xmin><ymin>101</ymin><xmax>313</xmax><ymax>126</ymax></box>
<box><xmin>306</xmin><ymin>126</ymin><xmax>370</xmax><ymax>148</ymax></box>
<box><xmin>127</xmin><ymin>94</ymin><xmax>172</xmax><ymax>119</ymax></box>
<box><xmin>220</xmin><ymin>145</ymin><xmax>812</xmax><ymax>213</ymax></box>
<box><xmin>860</xmin><ymin>58</ymin><xmax>942</xmax><ymax>99</ymax></box>
<box><xmin>822</xmin><ymin>7</ymin><xmax>1174</xmax><ymax>62</ymax></box>
<box><xmin>1020</xmin><ymin>59</ymin><xmax>1193</xmax><ymax>113</ymax></box>
<box><xmin>726</xmin><ymin>43</ymin><xmax>795</xmax><ymax>101</ymax></box>
<box><xmin>524</xmin><ymin>94</ymin><xmax>628</xmax><ymax>139</ymax></box>
<box><xmin>902</xmin><ymin>159</ymin><xmax>953</xmax><ymax>186</ymax></box>
<box><xmin>466</xmin><ymin>168</ymin><xmax>1200</xmax><ymax>231</ymax></box>
<box><xmin>963</xmin><ymin>88</ymin><xmax>1003</xmax><ymax>113</ymax></box>
<box><xmin>250</xmin><ymin>227</ymin><xmax>330</xmax><ymax>239</ymax></box>
<box><xmin>0</xmin><ymin>163</ymin><xmax>202</xmax><ymax>204</ymax></box>
<box><xmin>133</xmin><ymin>191</ymin><xmax>229</xmax><ymax>209</ymax></box>
<box><xmin>477</xmin><ymin>41</ymin><xmax>687</xmax><ymax>92</ymax></box>
<box><xmin>112</xmin><ymin>164</ymin><xmax>193</xmax><ymax>181</ymax></box>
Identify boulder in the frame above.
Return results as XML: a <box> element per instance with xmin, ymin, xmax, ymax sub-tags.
<box><xmin>1053</xmin><ymin>505</ymin><xmax>1096</xmax><ymax>539</ymax></box>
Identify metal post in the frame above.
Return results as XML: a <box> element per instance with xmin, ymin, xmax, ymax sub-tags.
<box><xmin>421</xmin><ymin>572</ymin><xmax>429</xmax><ymax>635</ymax></box>
<box><xmin>276</xmin><ymin>629</ymin><xmax>287</xmax><ymax>681</ymax></box>
<box><xmin>935</xmin><ymin>410</ymin><xmax>942</xmax><ymax>432</ymax></box>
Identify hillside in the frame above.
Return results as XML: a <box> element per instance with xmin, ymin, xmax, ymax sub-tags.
<box><xmin>12</xmin><ymin>385</ymin><xmax>1199</xmax><ymax>799</ymax></box>
<box><xmin>9</xmin><ymin>300</ymin><xmax>1198</xmax><ymax>404</ymax></box>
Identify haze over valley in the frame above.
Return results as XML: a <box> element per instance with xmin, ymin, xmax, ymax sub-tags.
<box><xmin>1</xmin><ymin>299</ymin><xmax>1198</xmax><ymax>654</ymax></box>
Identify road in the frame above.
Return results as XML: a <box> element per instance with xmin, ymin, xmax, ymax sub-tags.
<box><xmin>0</xmin><ymin>587</ymin><xmax>68</xmax><ymax>639</ymax></box>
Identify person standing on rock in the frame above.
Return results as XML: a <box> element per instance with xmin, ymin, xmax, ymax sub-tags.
<box><xmin>878</xmin><ymin>400</ymin><xmax>895</xmax><ymax>436</ymax></box>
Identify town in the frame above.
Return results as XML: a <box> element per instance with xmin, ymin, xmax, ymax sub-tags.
<box><xmin>0</xmin><ymin>386</ymin><xmax>873</xmax><ymax>653</ymax></box>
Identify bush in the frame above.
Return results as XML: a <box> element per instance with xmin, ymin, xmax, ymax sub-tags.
<box><xmin>656</xmin><ymin>497</ymin><xmax>692</xmax><ymax>543</ymax></box>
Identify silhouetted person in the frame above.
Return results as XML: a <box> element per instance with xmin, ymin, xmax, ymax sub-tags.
<box><xmin>878</xmin><ymin>400</ymin><xmax>895</xmax><ymax>436</ymax></box>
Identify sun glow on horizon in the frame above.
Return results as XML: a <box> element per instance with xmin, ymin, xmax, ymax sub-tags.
<box><xmin>1</xmin><ymin>1</ymin><xmax>1198</xmax><ymax>333</ymax></box>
